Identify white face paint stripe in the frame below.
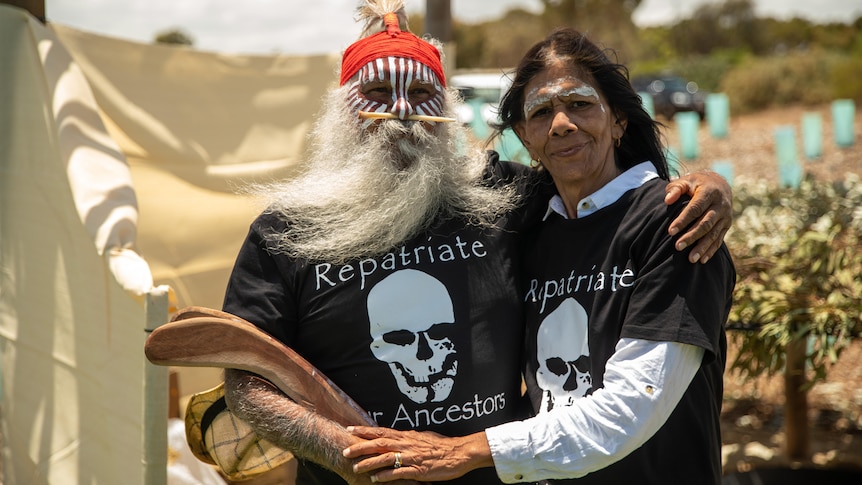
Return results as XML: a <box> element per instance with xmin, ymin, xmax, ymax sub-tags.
<box><xmin>523</xmin><ymin>77</ymin><xmax>603</xmax><ymax>118</ymax></box>
<box><xmin>404</xmin><ymin>59</ymin><xmax>418</xmax><ymax>118</ymax></box>
<box><xmin>392</xmin><ymin>59</ymin><xmax>401</xmax><ymax>117</ymax></box>
<box><xmin>423</xmin><ymin>65</ymin><xmax>432</xmax><ymax>86</ymax></box>
<box><xmin>374</xmin><ymin>58</ymin><xmax>384</xmax><ymax>82</ymax></box>
<box><xmin>348</xmin><ymin>85</ymin><xmax>364</xmax><ymax>105</ymax></box>
<box><xmin>348</xmin><ymin>97</ymin><xmax>364</xmax><ymax>111</ymax></box>
<box><xmin>425</xmin><ymin>96</ymin><xmax>443</xmax><ymax>116</ymax></box>
<box><xmin>405</xmin><ymin>59</ymin><xmax>415</xmax><ymax>118</ymax></box>
<box><xmin>395</xmin><ymin>58</ymin><xmax>411</xmax><ymax>118</ymax></box>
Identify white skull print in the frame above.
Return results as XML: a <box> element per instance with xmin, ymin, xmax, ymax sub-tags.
<box><xmin>536</xmin><ymin>297</ymin><xmax>592</xmax><ymax>412</ymax></box>
<box><xmin>367</xmin><ymin>269</ymin><xmax>458</xmax><ymax>404</ymax></box>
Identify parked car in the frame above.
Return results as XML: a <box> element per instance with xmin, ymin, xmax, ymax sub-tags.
<box><xmin>632</xmin><ymin>75</ymin><xmax>706</xmax><ymax>120</ymax></box>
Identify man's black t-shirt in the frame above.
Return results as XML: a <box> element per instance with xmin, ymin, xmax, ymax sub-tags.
<box><xmin>222</xmin><ymin>154</ymin><xmax>544</xmax><ymax>484</ymax></box>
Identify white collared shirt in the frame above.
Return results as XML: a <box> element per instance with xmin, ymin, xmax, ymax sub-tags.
<box><xmin>543</xmin><ymin>161</ymin><xmax>660</xmax><ymax>220</ymax></box>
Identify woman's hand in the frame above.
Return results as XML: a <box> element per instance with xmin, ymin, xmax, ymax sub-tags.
<box><xmin>342</xmin><ymin>427</ymin><xmax>493</xmax><ymax>483</ymax></box>
<box><xmin>665</xmin><ymin>171</ymin><xmax>733</xmax><ymax>263</ymax></box>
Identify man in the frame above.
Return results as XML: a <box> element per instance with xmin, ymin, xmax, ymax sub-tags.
<box><xmin>221</xmin><ymin>2</ymin><xmax>731</xmax><ymax>484</ymax></box>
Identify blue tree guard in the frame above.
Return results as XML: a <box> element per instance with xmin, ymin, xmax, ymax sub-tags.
<box><xmin>832</xmin><ymin>99</ymin><xmax>856</xmax><ymax>148</ymax></box>
<box><xmin>710</xmin><ymin>160</ymin><xmax>734</xmax><ymax>187</ymax></box>
<box><xmin>674</xmin><ymin>111</ymin><xmax>700</xmax><ymax>160</ymax></box>
<box><xmin>774</xmin><ymin>126</ymin><xmax>802</xmax><ymax>188</ymax></box>
<box><xmin>494</xmin><ymin>128</ymin><xmax>530</xmax><ymax>165</ymax></box>
<box><xmin>467</xmin><ymin>98</ymin><xmax>491</xmax><ymax>140</ymax></box>
<box><xmin>801</xmin><ymin>112</ymin><xmax>823</xmax><ymax>160</ymax></box>
<box><xmin>706</xmin><ymin>93</ymin><xmax>729</xmax><ymax>139</ymax></box>
<box><xmin>638</xmin><ymin>91</ymin><xmax>655</xmax><ymax>119</ymax></box>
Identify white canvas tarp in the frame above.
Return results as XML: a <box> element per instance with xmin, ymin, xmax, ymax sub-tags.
<box><xmin>51</xmin><ymin>16</ymin><xmax>340</xmax><ymax>314</ymax></box>
<box><xmin>1</xmin><ymin>4</ymin><xmax>339</xmax><ymax>483</ymax></box>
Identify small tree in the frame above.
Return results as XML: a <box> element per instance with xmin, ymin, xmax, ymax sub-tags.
<box><xmin>726</xmin><ymin>174</ymin><xmax>862</xmax><ymax>461</ymax></box>
<box><xmin>154</xmin><ymin>28</ymin><xmax>194</xmax><ymax>47</ymax></box>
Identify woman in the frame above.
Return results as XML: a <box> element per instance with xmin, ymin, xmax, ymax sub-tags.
<box><xmin>343</xmin><ymin>28</ymin><xmax>735</xmax><ymax>485</ymax></box>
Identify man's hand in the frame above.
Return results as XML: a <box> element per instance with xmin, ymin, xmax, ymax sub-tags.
<box><xmin>343</xmin><ymin>427</ymin><xmax>493</xmax><ymax>483</ymax></box>
<box><xmin>666</xmin><ymin>171</ymin><xmax>733</xmax><ymax>263</ymax></box>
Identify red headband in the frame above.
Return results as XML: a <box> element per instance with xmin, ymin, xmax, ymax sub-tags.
<box><xmin>339</xmin><ymin>30</ymin><xmax>446</xmax><ymax>87</ymax></box>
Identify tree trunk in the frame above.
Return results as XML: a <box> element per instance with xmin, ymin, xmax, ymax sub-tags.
<box><xmin>424</xmin><ymin>0</ymin><xmax>451</xmax><ymax>43</ymax></box>
<box><xmin>784</xmin><ymin>336</ymin><xmax>810</xmax><ymax>461</ymax></box>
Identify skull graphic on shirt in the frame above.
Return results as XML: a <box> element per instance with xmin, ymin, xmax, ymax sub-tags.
<box><xmin>367</xmin><ymin>269</ymin><xmax>458</xmax><ymax>404</ymax></box>
<box><xmin>536</xmin><ymin>297</ymin><xmax>592</xmax><ymax>412</ymax></box>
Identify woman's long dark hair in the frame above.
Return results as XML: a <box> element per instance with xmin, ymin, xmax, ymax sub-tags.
<box><xmin>496</xmin><ymin>28</ymin><xmax>670</xmax><ymax>180</ymax></box>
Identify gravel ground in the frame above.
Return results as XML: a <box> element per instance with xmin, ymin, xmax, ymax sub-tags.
<box><xmin>659</xmin><ymin>102</ymin><xmax>862</xmax><ymax>475</ymax></box>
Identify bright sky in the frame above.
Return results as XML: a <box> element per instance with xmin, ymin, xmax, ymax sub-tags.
<box><xmin>43</xmin><ymin>0</ymin><xmax>862</xmax><ymax>56</ymax></box>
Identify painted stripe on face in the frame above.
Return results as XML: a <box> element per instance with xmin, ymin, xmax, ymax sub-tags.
<box><xmin>523</xmin><ymin>77</ymin><xmax>605</xmax><ymax>119</ymax></box>
<box><xmin>346</xmin><ymin>56</ymin><xmax>445</xmax><ymax>125</ymax></box>
<box><xmin>349</xmin><ymin>84</ymin><xmax>379</xmax><ymax>112</ymax></box>
<box><xmin>390</xmin><ymin>57</ymin><xmax>411</xmax><ymax>119</ymax></box>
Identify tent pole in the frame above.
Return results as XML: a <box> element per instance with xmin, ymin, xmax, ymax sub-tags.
<box><xmin>143</xmin><ymin>287</ymin><xmax>171</xmax><ymax>485</ymax></box>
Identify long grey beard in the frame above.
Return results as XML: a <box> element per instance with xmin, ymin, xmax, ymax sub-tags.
<box><xmin>253</xmin><ymin>87</ymin><xmax>519</xmax><ymax>264</ymax></box>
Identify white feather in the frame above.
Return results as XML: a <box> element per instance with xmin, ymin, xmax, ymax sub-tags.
<box><xmin>355</xmin><ymin>0</ymin><xmax>410</xmax><ymax>38</ymax></box>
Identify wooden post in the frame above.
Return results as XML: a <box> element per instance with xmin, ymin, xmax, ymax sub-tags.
<box><xmin>425</xmin><ymin>0</ymin><xmax>455</xmax><ymax>75</ymax></box>
<box><xmin>784</xmin><ymin>336</ymin><xmax>810</xmax><ymax>461</ymax></box>
<box><xmin>0</xmin><ymin>0</ymin><xmax>45</xmax><ymax>22</ymax></box>
<box><xmin>425</xmin><ymin>0</ymin><xmax>452</xmax><ymax>43</ymax></box>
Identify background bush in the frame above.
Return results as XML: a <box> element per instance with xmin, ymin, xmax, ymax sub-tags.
<box><xmin>831</xmin><ymin>56</ymin><xmax>862</xmax><ymax>101</ymax></box>
<box><xmin>726</xmin><ymin>174</ymin><xmax>862</xmax><ymax>383</ymax></box>
<box><xmin>439</xmin><ymin>0</ymin><xmax>861</xmax><ymax>114</ymax></box>
<box><xmin>718</xmin><ymin>50</ymin><xmax>841</xmax><ymax>114</ymax></box>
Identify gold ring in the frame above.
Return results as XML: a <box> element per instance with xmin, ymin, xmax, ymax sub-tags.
<box><xmin>394</xmin><ymin>452</ymin><xmax>402</xmax><ymax>469</ymax></box>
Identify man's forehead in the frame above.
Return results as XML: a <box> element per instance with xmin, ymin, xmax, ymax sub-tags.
<box><xmin>358</xmin><ymin>56</ymin><xmax>443</xmax><ymax>85</ymax></box>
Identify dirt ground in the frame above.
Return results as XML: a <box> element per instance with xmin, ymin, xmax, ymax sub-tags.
<box><xmin>666</xmin><ymin>103</ymin><xmax>862</xmax><ymax>186</ymax></box>
<box><xmin>661</xmin><ymin>102</ymin><xmax>862</xmax><ymax>476</ymax></box>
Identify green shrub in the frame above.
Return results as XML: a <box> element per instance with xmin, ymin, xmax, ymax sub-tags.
<box><xmin>726</xmin><ymin>174</ymin><xmax>862</xmax><ymax>384</ymax></box>
<box><xmin>831</xmin><ymin>56</ymin><xmax>862</xmax><ymax>101</ymax></box>
<box><xmin>666</xmin><ymin>50</ymin><xmax>748</xmax><ymax>92</ymax></box>
<box><xmin>720</xmin><ymin>51</ymin><xmax>835</xmax><ymax>114</ymax></box>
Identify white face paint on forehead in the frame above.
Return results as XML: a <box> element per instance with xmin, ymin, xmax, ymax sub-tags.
<box><xmin>346</xmin><ymin>56</ymin><xmax>445</xmax><ymax>126</ymax></box>
<box><xmin>523</xmin><ymin>76</ymin><xmax>605</xmax><ymax>118</ymax></box>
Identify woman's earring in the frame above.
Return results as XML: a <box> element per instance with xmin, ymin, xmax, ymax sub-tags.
<box><xmin>530</xmin><ymin>158</ymin><xmax>541</xmax><ymax>168</ymax></box>
<box><xmin>614</xmin><ymin>137</ymin><xmax>621</xmax><ymax>148</ymax></box>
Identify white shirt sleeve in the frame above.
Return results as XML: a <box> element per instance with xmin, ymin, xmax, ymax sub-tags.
<box><xmin>485</xmin><ymin>338</ymin><xmax>705</xmax><ymax>483</ymax></box>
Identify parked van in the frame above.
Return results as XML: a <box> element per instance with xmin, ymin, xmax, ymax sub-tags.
<box><xmin>449</xmin><ymin>70</ymin><xmax>513</xmax><ymax>127</ymax></box>
<box><xmin>449</xmin><ymin>70</ymin><xmax>529</xmax><ymax>165</ymax></box>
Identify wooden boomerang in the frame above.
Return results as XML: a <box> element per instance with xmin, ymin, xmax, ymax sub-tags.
<box><xmin>144</xmin><ymin>306</ymin><xmax>376</xmax><ymax>427</ymax></box>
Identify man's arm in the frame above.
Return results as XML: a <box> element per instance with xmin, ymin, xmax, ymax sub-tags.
<box><xmin>666</xmin><ymin>171</ymin><xmax>733</xmax><ymax>264</ymax></box>
<box><xmin>223</xmin><ymin>368</ymin><xmax>371</xmax><ymax>485</ymax></box>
